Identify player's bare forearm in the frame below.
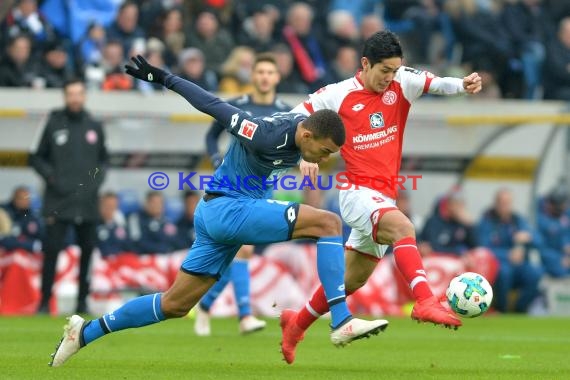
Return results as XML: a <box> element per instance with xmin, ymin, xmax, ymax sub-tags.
<box><xmin>300</xmin><ymin>159</ymin><xmax>319</xmax><ymax>185</ymax></box>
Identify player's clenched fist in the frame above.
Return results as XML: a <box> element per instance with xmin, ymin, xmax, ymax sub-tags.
<box><xmin>462</xmin><ymin>72</ymin><xmax>482</xmax><ymax>94</ymax></box>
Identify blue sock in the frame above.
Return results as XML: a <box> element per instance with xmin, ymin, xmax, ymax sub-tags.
<box><xmin>316</xmin><ymin>236</ymin><xmax>351</xmax><ymax>329</ymax></box>
<box><xmin>82</xmin><ymin>293</ymin><xmax>165</xmax><ymax>345</ymax></box>
<box><xmin>199</xmin><ymin>267</ymin><xmax>231</xmax><ymax>312</ymax></box>
<box><xmin>231</xmin><ymin>259</ymin><xmax>251</xmax><ymax>318</ymax></box>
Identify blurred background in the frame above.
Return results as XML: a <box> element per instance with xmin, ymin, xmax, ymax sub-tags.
<box><xmin>1</xmin><ymin>0</ymin><xmax>570</xmax><ymax>318</ymax></box>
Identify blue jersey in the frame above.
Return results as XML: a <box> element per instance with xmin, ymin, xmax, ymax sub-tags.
<box><xmin>165</xmin><ymin>74</ymin><xmax>306</xmax><ymax>199</ymax></box>
<box><xmin>163</xmin><ymin>74</ymin><xmax>306</xmax><ymax>278</ymax></box>
<box><xmin>205</xmin><ymin>94</ymin><xmax>291</xmax><ymax>160</ymax></box>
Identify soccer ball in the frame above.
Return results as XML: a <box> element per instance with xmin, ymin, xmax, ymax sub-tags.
<box><xmin>445</xmin><ymin>272</ymin><xmax>493</xmax><ymax>318</ymax></box>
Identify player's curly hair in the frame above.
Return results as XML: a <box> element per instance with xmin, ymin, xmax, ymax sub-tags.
<box><xmin>303</xmin><ymin>109</ymin><xmax>345</xmax><ymax>146</ymax></box>
<box><xmin>362</xmin><ymin>30</ymin><xmax>403</xmax><ymax>67</ymax></box>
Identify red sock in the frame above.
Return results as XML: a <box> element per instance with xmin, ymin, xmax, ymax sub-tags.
<box><xmin>393</xmin><ymin>237</ymin><xmax>433</xmax><ymax>302</ymax></box>
<box><xmin>295</xmin><ymin>285</ymin><xmax>354</xmax><ymax>330</ymax></box>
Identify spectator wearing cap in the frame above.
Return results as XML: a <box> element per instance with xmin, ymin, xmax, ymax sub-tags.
<box><xmin>537</xmin><ymin>187</ymin><xmax>570</xmax><ymax>278</ymax></box>
<box><xmin>177</xmin><ymin>47</ymin><xmax>218</xmax><ymax>92</ymax></box>
<box><xmin>36</xmin><ymin>41</ymin><xmax>74</xmax><ymax>88</ymax></box>
<box><xmin>478</xmin><ymin>188</ymin><xmax>543</xmax><ymax>313</ymax></box>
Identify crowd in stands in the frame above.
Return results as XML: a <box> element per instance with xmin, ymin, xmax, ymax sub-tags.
<box><xmin>2</xmin><ymin>181</ymin><xmax>570</xmax><ymax>314</ymax></box>
<box><xmin>0</xmin><ymin>187</ymin><xmax>202</xmax><ymax>258</ymax></box>
<box><xmin>1</xmin><ymin>0</ymin><xmax>570</xmax><ymax>99</ymax></box>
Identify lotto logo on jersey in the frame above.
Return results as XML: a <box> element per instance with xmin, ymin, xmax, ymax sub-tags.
<box><xmin>238</xmin><ymin>120</ymin><xmax>258</xmax><ymax>140</ymax></box>
<box><xmin>369</xmin><ymin>112</ymin><xmax>385</xmax><ymax>129</ymax></box>
<box><xmin>352</xmin><ymin>103</ymin><xmax>365</xmax><ymax>112</ymax></box>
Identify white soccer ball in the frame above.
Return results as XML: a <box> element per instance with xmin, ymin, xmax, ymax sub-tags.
<box><xmin>445</xmin><ymin>272</ymin><xmax>493</xmax><ymax>318</ymax></box>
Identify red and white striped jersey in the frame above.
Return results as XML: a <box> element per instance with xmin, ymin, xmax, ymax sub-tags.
<box><xmin>292</xmin><ymin>67</ymin><xmax>435</xmax><ymax>199</ymax></box>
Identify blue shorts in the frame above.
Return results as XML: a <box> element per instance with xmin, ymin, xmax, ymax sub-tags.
<box><xmin>181</xmin><ymin>195</ymin><xmax>299</xmax><ymax>278</ymax></box>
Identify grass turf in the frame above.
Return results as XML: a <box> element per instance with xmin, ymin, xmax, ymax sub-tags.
<box><xmin>0</xmin><ymin>314</ymin><xmax>568</xmax><ymax>380</ymax></box>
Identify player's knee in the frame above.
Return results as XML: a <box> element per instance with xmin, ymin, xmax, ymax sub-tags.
<box><xmin>318</xmin><ymin>211</ymin><xmax>342</xmax><ymax>236</ymax></box>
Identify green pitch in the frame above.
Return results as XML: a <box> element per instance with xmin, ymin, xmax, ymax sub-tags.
<box><xmin>1</xmin><ymin>314</ymin><xmax>568</xmax><ymax>379</ymax></box>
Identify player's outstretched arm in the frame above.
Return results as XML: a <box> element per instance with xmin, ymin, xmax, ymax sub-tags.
<box><xmin>125</xmin><ymin>55</ymin><xmax>242</xmax><ymax>127</ymax></box>
<box><xmin>428</xmin><ymin>72</ymin><xmax>482</xmax><ymax>95</ymax></box>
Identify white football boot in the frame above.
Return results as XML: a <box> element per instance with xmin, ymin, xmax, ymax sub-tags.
<box><xmin>330</xmin><ymin>318</ymin><xmax>389</xmax><ymax>347</ymax></box>
<box><xmin>50</xmin><ymin>315</ymin><xmax>86</xmax><ymax>367</ymax></box>
<box><xmin>239</xmin><ymin>315</ymin><xmax>267</xmax><ymax>335</ymax></box>
<box><xmin>193</xmin><ymin>305</ymin><xmax>211</xmax><ymax>336</ymax></box>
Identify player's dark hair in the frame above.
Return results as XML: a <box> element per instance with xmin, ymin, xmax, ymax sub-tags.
<box><xmin>63</xmin><ymin>77</ymin><xmax>85</xmax><ymax>91</ymax></box>
<box><xmin>362</xmin><ymin>30</ymin><xmax>403</xmax><ymax>67</ymax></box>
<box><xmin>304</xmin><ymin>109</ymin><xmax>345</xmax><ymax>146</ymax></box>
<box><xmin>254</xmin><ymin>53</ymin><xmax>277</xmax><ymax>69</ymax></box>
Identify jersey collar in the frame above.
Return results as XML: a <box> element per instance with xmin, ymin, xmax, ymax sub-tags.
<box><xmin>355</xmin><ymin>70</ymin><xmax>364</xmax><ymax>87</ymax></box>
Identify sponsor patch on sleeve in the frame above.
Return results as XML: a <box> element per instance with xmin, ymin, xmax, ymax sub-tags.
<box><xmin>238</xmin><ymin>119</ymin><xmax>258</xmax><ymax>140</ymax></box>
<box><xmin>404</xmin><ymin>67</ymin><xmax>423</xmax><ymax>75</ymax></box>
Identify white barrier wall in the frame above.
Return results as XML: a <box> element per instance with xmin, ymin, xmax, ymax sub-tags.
<box><xmin>0</xmin><ymin>88</ymin><xmax>568</xmax><ymax>222</ymax></box>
